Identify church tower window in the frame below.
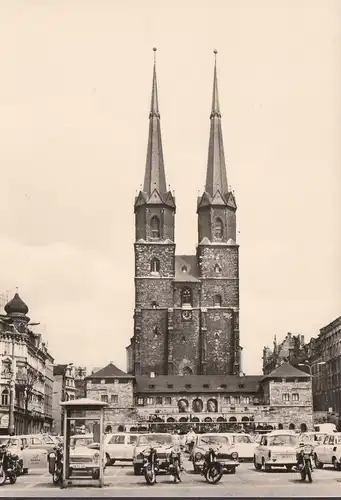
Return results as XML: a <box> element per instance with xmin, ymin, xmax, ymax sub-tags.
<box><xmin>150</xmin><ymin>258</ymin><xmax>160</xmax><ymax>273</ymax></box>
<box><xmin>214</xmin><ymin>218</ymin><xmax>223</xmax><ymax>240</ymax></box>
<box><xmin>150</xmin><ymin>215</ymin><xmax>161</xmax><ymax>239</ymax></box>
<box><xmin>182</xmin><ymin>366</ymin><xmax>193</xmax><ymax>376</ymax></box>
<box><xmin>181</xmin><ymin>287</ymin><xmax>192</xmax><ymax>307</ymax></box>
<box><xmin>213</xmin><ymin>294</ymin><xmax>222</xmax><ymax>307</ymax></box>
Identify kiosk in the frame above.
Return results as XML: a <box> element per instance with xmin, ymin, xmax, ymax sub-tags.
<box><xmin>60</xmin><ymin>398</ymin><xmax>108</xmax><ymax>488</ymax></box>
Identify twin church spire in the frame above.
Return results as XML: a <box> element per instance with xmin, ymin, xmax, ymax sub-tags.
<box><xmin>137</xmin><ymin>48</ymin><xmax>235</xmax><ymax>226</ymax></box>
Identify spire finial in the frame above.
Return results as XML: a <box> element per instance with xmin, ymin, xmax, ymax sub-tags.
<box><xmin>153</xmin><ymin>47</ymin><xmax>157</xmax><ymax>64</ymax></box>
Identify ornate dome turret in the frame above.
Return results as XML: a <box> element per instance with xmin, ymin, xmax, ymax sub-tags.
<box><xmin>4</xmin><ymin>293</ymin><xmax>29</xmax><ymax>316</ymax></box>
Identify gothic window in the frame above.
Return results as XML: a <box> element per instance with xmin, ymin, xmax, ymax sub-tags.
<box><xmin>214</xmin><ymin>264</ymin><xmax>222</xmax><ymax>274</ymax></box>
<box><xmin>1</xmin><ymin>389</ymin><xmax>9</xmax><ymax>406</ymax></box>
<box><xmin>153</xmin><ymin>327</ymin><xmax>159</xmax><ymax>337</ymax></box>
<box><xmin>214</xmin><ymin>218</ymin><xmax>223</xmax><ymax>240</ymax></box>
<box><xmin>150</xmin><ymin>258</ymin><xmax>160</xmax><ymax>273</ymax></box>
<box><xmin>181</xmin><ymin>266</ymin><xmax>187</xmax><ymax>273</ymax></box>
<box><xmin>151</xmin><ymin>301</ymin><xmax>158</xmax><ymax>309</ymax></box>
<box><xmin>150</xmin><ymin>216</ymin><xmax>160</xmax><ymax>239</ymax></box>
<box><xmin>181</xmin><ymin>287</ymin><xmax>192</xmax><ymax>307</ymax></box>
<box><xmin>213</xmin><ymin>294</ymin><xmax>222</xmax><ymax>307</ymax></box>
<box><xmin>182</xmin><ymin>366</ymin><xmax>193</xmax><ymax>376</ymax></box>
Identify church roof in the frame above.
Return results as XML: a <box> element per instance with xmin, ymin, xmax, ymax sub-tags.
<box><xmin>86</xmin><ymin>362</ymin><xmax>134</xmax><ymax>380</ymax></box>
<box><xmin>174</xmin><ymin>255</ymin><xmax>200</xmax><ymax>282</ymax></box>
<box><xmin>262</xmin><ymin>362</ymin><xmax>310</xmax><ymax>380</ymax></box>
<box><xmin>135</xmin><ymin>375</ymin><xmax>262</xmax><ymax>394</ymax></box>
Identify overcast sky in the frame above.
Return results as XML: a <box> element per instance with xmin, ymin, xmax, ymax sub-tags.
<box><xmin>0</xmin><ymin>0</ymin><xmax>340</xmax><ymax>375</ymax></box>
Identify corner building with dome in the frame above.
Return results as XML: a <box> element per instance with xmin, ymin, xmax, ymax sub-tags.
<box><xmin>126</xmin><ymin>52</ymin><xmax>241</xmax><ymax>378</ymax></box>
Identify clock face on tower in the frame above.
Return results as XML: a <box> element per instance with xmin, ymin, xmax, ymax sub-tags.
<box><xmin>181</xmin><ymin>310</ymin><xmax>192</xmax><ymax>321</ymax></box>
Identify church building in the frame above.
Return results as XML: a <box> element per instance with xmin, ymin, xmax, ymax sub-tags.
<box><xmin>126</xmin><ymin>50</ymin><xmax>241</xmax><ymax>377</ymax></box>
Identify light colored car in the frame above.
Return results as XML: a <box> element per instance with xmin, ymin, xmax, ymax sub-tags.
<box><xmin>25</xmin><ymin>434</ymin><xmax>57</xmax><ymax>453</ymax></box>
<box><xmin>313</xmin><ymin>432</ymin><xmax>341</xmax><ymax>470</ymax></box>
<box><xmin>132</xmin><ymin>433</ymin><xmax>174</xmax><ymax>475</ymax></box>
<box><xmin>191</xmin><ymin>433</ymin><xmax>239</xmax><ymax>474</ymax></box>
<box><xmin>68</xmin><ymin>433</ymin><xmax>102</xmax><ymax>479</ymax></box>
<box><xmin>228</xmin><ymin>433</ymin><xmax>258</xmax><ymax>461</ymax></box>
<box><xmin>298</xmin><ymin>432</ymin><xmax>327</xmax><ymax>450</ymax></box>
<box><xmin>102</xmin><ymin>433</ymin><xmax>139</xmax><ymax>466</ymax></box>
<box><xmin>0</xmin><ymin>435</ymin><xmax>48</xmax><ymax>473</ymax></box>
<box><xmin>254</xmin><ymin>431</ymin><xmax>298</xmax><ymax>471</ymax></box>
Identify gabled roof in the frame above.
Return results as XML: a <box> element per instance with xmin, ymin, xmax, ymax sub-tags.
<box><xmin>262</xmin><ymin>362</ymin><xmax>310</xmax><ymax>380</ymax></box>
<box><xmin>86</xmin><ymin>363</ymin><xmax>134</xmax><ymax>380</ymax></box>
<box><xmin>174</xmin><ymin>255</ymin><xmax>200</xmax><ymax>282</ymax></box>
<box><xmin>135</xmin><ymin>375</ymin><xmax>262</xmax><ymax>394</ymax></box>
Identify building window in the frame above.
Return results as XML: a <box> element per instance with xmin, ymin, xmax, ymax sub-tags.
<box><xmin>214</xmin><ymin>264</ymin><xmax>221</xmax><ymax>274</ymax></box>
<box><xmin>165</xmin><ymin>397</ymin><xmax>172</xmax><ymax>405</ymax></box>
<box><xmin>101</xmin><ymin>394</ymin><xmax>108</xmax><ymax>403</ymax></box>
<box><xmin>167</xmin><ymin>384</ymin><xmax>173</xmax><ymax>389</ymax></box>
<box><xmin>1</xmin><ymin>389</ymin><xmax>9</xmax><ymax>406</ymax></box>
<box><xmin>153</xmin><ymin>327</ymin><xmax>159</xmax><ymax>338</ymax></box>
<box><xmin>185</xmin><ymin>384</ymin><xmax>192</xmax><ymax>389</ymax></box>
<box><xmin>292</xmin><ymin>393</ymin><xmax>299</xmax><ymax>402</ymax></box>
<box><xmin>182</xmin><ymin>266</ymin><xmax>187</xmax><ymax>273</ymax></box>
<box><xmin>156</xmin><ymin>396</ymin><xmax>162</xmax><ymax>405</ymax></box>
<box><xmin>282</xmin><ymin>393</ymin><xmax>290</xmax><ymax>402</ymax></box>
<box><xmin>232</xmin><ymin>396</ymin><xmax>240</xmax><ymax>404</ymax></box>
<box><xmin>137</xmin><ymin>397</ymin><xmax>144</xmax><ymax>405</ymax></box>
<box><xmin>100</xmin><ymin>379</ymin><xmax>105</xmax><ymax>384</ymax></box>
<box><xmin>182</xmin><ymin>366</ymin><xmax>193</xmax><ymax>376</ymax></box>
<box><xmin>146</xmin><ymin>397</ymin><xmax>154</xmax><ymax>405</ymax></box>
<box><xmin>214</xmin><ymin>218</ymin><xmax>223</xmax><ymax>239</ymax></box>
<box><xmin>111</xmin><ymin>394</ymin><xmax>118</xmax><ymax>404</ymax></box>
<box><xmin>243</xmin><ymin>396</ymin><xmax>250</xmax><ymax>405</ymax></box>
<box><xmin>224</xmin><ymin>396</ymin><xmax>231</xmax><ymax>404</ymax></box>
<box><xmin>181</xmin><ymin>287</ymin><xmax>192</xmax><ymax>307</ymax></box>
<box><xmin>150</xmin><ymin>216</ymin><xmax>160</xmax><ymax>238</ymax></box>
<box><xmin>150</xmin><ymin>258</ymin><xmax>160</xmax><ymax>273</ymax></box>
<box><xmin>151</xmin><ymin>301</ymin><xmax>158</xmax><ymax>309</ymax></box>
<box><xmin>149</xmin><ymin>384</ymin><xmax>155</xmax><ymax>389</ymax></box>
<box><xmin>213</xmin><ymin>294</ymin><xmax>222</xmax><ymax>307</ymax></box>
<box><xmin>203</xmin><ymin>384</ymin><xmax>210</xmax><ymax>389</ymax></box>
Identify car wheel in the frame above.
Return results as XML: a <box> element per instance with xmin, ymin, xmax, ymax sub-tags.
<box><xmin>254</xmin><ymin>456</ymin><xmax>262</xmax><ymax>471</ymax></box>
<box><xmin>314</xmin><ymin>455</ymin><xmax>324</xmax><ymax>469</ymax></box>
<box><xmin>134</xmin><ymin>465</ymin><xmax>141</xmax><ymax>476</ymax></box>
<box><xmin>332</xmin><ymin>457</ymin><xmax>341</xmax><ymax>470</ymax></box>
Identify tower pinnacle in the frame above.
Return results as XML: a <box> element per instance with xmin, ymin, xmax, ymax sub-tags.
<box><xmin>205</xmin><ymin>49</ymin><xmax>228</xmax><ymax>197</ymax></box>
<box><xmin>143</xmin><ymin>48</ymin><xmax>167</xmax><ymax>195</ymax></box>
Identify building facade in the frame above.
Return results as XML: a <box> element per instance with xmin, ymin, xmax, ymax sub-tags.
<box><xmin>85</xmin><ymin>363</ymin><xmax>136</xmax><ymax>432</ymax></box>
<box><xmin>262</xmin><ymin>316</ymin><xmax>341</xmax><ymax>428</ymax></box>
<box><xmin>0</xmin><ymin>293</ymin><xmax>54</xmax><ymax>434</ymax></box>
<box><xmin>52</xmin><ymin>363</ymin><xmax>77</xmax><ymax>434</ymax></box>
<box><xmin>126</xmin><ymin>51</ymin><xmax>241</xmax><ymax>377</ymax></box>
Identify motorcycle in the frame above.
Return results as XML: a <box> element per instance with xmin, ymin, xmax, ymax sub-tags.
<box><xmin>48</xmin><ymin>444</ymin><xmax>63</xmax><ymax>485</ymax></box>
<box><xmin>201</xmin><ymin>445</ymin><xmax>238</xmax><ymax>484</ymax></box>
<box><xmin>142</xmin><ymin>444</ymin><xmax>182</xmax><ymax>485</ymax></box>
<box><xmin>296</xmin><ymin>443</ymin><xmax>313</xmax><ymax>483</ymax></box>
<box><xmin>0</xmin><ymin>443</ymin><xmax>18</xmax><ymax>485</ymax></box>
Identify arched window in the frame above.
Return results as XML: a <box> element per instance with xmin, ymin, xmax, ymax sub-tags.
<box><xmin>214</xmin><ymin>218</ymin><xmax>223</xmax><ymax>240</ymax></box>
<box><xmin>182</xmin><ymin>287</ymin><xmax>192</xmax><ymax>307</ymax></box>
<box><xmin>300</xmin><ymin>423</ymin><xmax>307</xmax><ymax>433</ymax></box>
<box><xmin>150</xmin><ymin>216</ymin><xmax>160</xmax><ymax>239</ymax></box>
<box><xmin>213</xmin><ymin>294</ymin><xmax>222</xmax><ymax>307</ymax></box>
<box><xmin>151</xmin><ymin>301</ymin><xmax>158</xmax><ymax>309</ymax></box>
<box><xmin>150</xmin><ymin>258</ymin><xmax>160</xmax><ymax>273</ymax></box>
<box><xmin>289</xmin><ymin>423</ymin><xmax>295</xmax><ymax>430</ymax></box>
<box><xmin>1</xmin><ymin>389</ymin><xmax>9</xmax><ymax>406</ymax></box>
<box><xmin>214</xmin><ymin>264</ymin><xmax>221</xmax><ymax>274</ymax></box>
<box><xmin>182</xmin><ymin>366</ymin><xmax>193</xmax><ymax>376</ymax></box>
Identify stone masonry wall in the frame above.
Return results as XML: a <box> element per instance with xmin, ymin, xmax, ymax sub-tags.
<box><xmin>205</xmin><ymin>309</ymin><xmax>234</xmax><ymax>374</ymax></box>
<box><xmin>172</xmin><ymin>308</ymin><xmax>201</xmax><ymax>375</ymax></box>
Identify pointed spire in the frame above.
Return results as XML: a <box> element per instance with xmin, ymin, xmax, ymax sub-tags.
<box><xmin>143</xmin><ymin>48</ymin><xmax>167</xmax><ymax>196</ymax></box>
<box><xmin>205</xmin><ymin>49</ymin><xmax>229</xmax><ymax>198</ymax></box>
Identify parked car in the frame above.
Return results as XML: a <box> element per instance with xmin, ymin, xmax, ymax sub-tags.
<box><xmin>133</xmin><ymin>433</ymin><xmax>174</xmax><ymax>475</ymax></box>
<box><xmin>228</xmin><ymin>433</ymin><xmax>258</xmax><ymax>461</ymax></box>
<box><xmin>68</xmin><ymin>433</ymin><xmax>102</xmax><ymax>479</ymax></box>
<box><xmin>298</xmin><ymin>432</ymin><xmax>327</xmax><ymax>450</ymax></box>
<box><xmin>25</xmin><ymin>434</ymin><xmax>57</xmax><ymax>453</ymax></box>
<box><xmin>253</xmin><ymin>431</ymin><xmax>298</xmax><ymax>471</ymax></box>
<box><xmin>0</xmin><ymin>435</ymin><xmax>48</xmax><ymax>473</ymax></box>
<box><xmin>191</xmin><ymin>433</ymin><xmax>239</xmax><ymax>474</ymax></box>
<box><xmin>101</xmin><ymin>433</ymin><xmax>139</xmax><ymax>466</ymax></box>
<box><xmin>313</xmin><ymin>432</ymin><xmax>341</xmax><ymax>470</ymax></box>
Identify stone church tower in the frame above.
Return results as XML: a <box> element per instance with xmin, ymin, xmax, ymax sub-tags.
<box><xmin>127</xmin><ymin>50</ymin><xmax>240</xmax><ymax>377</ymax></box>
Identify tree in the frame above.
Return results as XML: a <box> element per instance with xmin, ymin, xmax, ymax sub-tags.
<box><xmin>16</xmin><ymin>366</ymin><xmax>40</xmax><ymax>434</ymax></box>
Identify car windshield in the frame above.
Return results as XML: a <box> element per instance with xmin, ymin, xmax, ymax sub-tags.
<box><xmin>232</xmin><ymin>435</ymin><xmax>252</xmax><ymax>444</ymax></box>
<box><xmin>138</xmin><ymin>434</ymin><xmax>173</xmax><ymax>446</ymax></box>
<box><xmin>200</xmin><ymin>436</ymin><xmax>228</xmax><ymax>445</ymax></box>
<box><xmin>41</xmin><ymin>435</ymin><xmax>55</xmax><ymax>444</ymax></box>
<box><xmin>268</xmin><ymin>435</ymin><xmax>298</xmax><ymax>447</ymax></box>
<box><xmin>71</xmin><ymin>437</ymin><xmax>94</xmax><ymax>447</ymax></box>
<box><xmin>0</xmin><ymin>438</ymin><xmax>18</xmax><ymax>447</ymax></box>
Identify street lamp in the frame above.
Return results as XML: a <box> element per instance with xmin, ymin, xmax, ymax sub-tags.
<box><xmin>298</xmin><ymin>361</ymin><xmax>326</xmax><ymax>383</ymax></box>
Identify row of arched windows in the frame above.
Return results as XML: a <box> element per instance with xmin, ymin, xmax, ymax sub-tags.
<box><xmin>149</xmin><ymin>215</ymin><xmax>224</xmax><ymax>240</ymax></box>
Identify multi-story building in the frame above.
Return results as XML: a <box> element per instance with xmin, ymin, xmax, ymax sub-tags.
<box><xmin>0</xmin><ymin>292</ymin><xmax>54</xmax><ymax>434</ymax></box>
<box><xmin>75</xmin><ymin>366</ymin><xmax>87</xmax><ymax>400</ymax></box>
<box><xmin>262</xmin><ymin>316</ymin><xmax>341</xmax><ymax>429</ymax></box>
<box><xmin>126</xmin><ymin>51</ymin><xmax>241</xmax><ymax>377</ymax></box>
<box><xmin>85</xmin><ymin>363</ymin><xmax>135</xmax><ymax>432</ymax></box>
<box><xmin>52</xmin><ymin>363</ymin><xmax>76</xmax><ymax>434</ymax></box>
